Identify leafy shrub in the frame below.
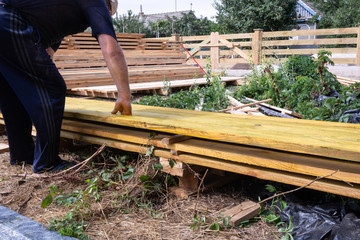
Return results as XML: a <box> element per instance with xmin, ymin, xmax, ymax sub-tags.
<box><xmin>137</xmin><ymin>62</ymin><xmax>229</xmax><ymax>112</ymax></box>
<box><xmin>234</xmin><ymin>51</ymin><xmax>359</xmax><ymax>122</ymax></box>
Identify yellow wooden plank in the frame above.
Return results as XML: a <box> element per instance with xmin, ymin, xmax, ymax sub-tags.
<box><xmin>179</xmin><ymin>153</ymin><xmax>360</xmax><ymax>199</ymax></box>
<box><xmin>60</xmin><ymin>119</ymin><xmax>360</xmax><ymax>184</ymax></box>
<box><xmin>64</xmin><ymin>97</ymin><xmax>360</xmax><ymax>162</ymax></box>
<box><xmin>60</xmin><ymin>129</ymin><xmax>360</xmax><ymax>199</ymax></box>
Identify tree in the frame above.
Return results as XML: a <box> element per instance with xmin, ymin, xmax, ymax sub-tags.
<box><xmin>173</xmin><ymin>12</ymin><xmax>218</xmax><ymax>36</ymax></box>
<box><xmin>214</xmin><ymin>0</ymin><xmax>298</xmax><ymax>33</ymax></box>
<box><xmin>307</xmin><ymin>0</ymin><xmax>360</xmax><ymax>28</ymax></box>
<box><xmin>113</xmin><ymin>10</ymin><xmax>150</xmax><ymax>35</ymax></box>
<box><xmin>147</xmin><ymin>12</ymin><xmax>217</xmax><ymax>37</ymax></box>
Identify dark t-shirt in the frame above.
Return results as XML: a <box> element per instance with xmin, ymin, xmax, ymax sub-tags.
<box><xmin>6</xmin><ymin>0</ymin><xmax>116</xmax><ymax>49</ymax></box>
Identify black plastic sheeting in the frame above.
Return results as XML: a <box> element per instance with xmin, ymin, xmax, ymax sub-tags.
<box><xmin>314</xmin><ymin>90</ymin><xmax>360</xmax><ymax>124</ymax></box>
<box><xmin>259</xmin><ymin>106</ymin><xmax>296</xmax><ymax>118</ymax></box>
<box><xmin>280</xmin><ymin>200</ymin><xmax>360</xmax><ymax>240</ymax></box>
<box><xmin>342</xmin><ymin>109</ymin><xmax>360</xmax><ymax>124</ymax></box>
<box><xmin>0</xmin><ymin>205</ymin><xmax>76</xmax><ymax>240</ymax></box>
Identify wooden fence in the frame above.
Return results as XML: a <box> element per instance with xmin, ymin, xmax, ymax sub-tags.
<box><xmin>154</xmin><ymin>24</ymin><xmax>360</xmax><ymax>68</ymax></box>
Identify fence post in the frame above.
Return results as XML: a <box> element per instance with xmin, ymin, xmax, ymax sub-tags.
<box><xmin>170</xmin><ymin>33</ymin><xmax>181</xmax><ymax>51</ymax></box>
<box><xmin>171</xmin><ymin>33</ymin><xmax>180</xmax><ymax>42</ymax></box>
<box><xmin>252</xmin><ymin>29</ymin><xmax>263</xmax><ymax>65</ymax></box>
<box><xmin>210</xmin><ymin>32</ymin><xmax>219</xmax><ymax>70</ymax></box>
<box><xmin>357</xmin><ymin>23</ymin><xmax>360</xmax><ymax>66</ymax></box>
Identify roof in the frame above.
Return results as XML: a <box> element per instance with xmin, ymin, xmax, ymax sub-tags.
<box><xmin>296</xmin><ymin>0</ymin><xmax>321</xmax><ymax>22</ymax></box>
<box><xmin>140</xmin><ymin>10</ymin><xmax>192</xmax><ymax>23</ymax></box>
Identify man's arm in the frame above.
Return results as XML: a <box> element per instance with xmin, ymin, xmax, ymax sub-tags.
<box><xmin>46</xmin><ymin>47</ymin><xmax>55</xmax><ymax>60</ymax></box>
<box><xmin>97</xmin><ymin>34</ymin><xmax>132</xmax><ymax>115</ymax></box>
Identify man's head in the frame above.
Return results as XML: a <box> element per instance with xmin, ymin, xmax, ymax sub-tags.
<box><xmin>105</xmin><ymin>0</ymin><xmax>118</xmax><ymax>16</ymax></box>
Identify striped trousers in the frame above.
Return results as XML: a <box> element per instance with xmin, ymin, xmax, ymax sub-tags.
<box><xmin>0</xmin><ymin>4</ymin><xmax>66</xmax><ymax>173</ymax></box>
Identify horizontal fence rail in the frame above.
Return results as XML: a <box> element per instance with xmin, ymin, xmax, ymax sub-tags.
<box><xmin>154</xmin><ymin>25</ymin><xmax>360</xmax><ymax>68</ymax></box>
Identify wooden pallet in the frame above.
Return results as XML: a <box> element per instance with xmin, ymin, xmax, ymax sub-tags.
<box><xmin>54</xmin><ymin>49</ymin><xmax>186</xmax><ymax>69</ymax></box>
<box><xmin>61</xmin><ymin>65</ymin><xmax>205</xmax><ymax>89</ymax></box>
<box><xmin>67</xmin><ymin>77</ymin><xmax>244</xmax><ymax>98</ymax></box>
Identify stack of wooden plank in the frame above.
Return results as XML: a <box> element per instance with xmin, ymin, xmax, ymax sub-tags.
<box><xmin>3</xmin><ymin>97</ymin><xmax>358</xmax><ymax>198</ymax></box>
<box><xmin>337</xmin><ymin>76</ymin><xmax>360</xmax><ymax>86</ymax></box>
<box><xmin>61</xmin><ymin>65</ymin><xmax>204</xmax><ymax>89</ymax></box>
<box><xmin>54</xmin><ymin>32</ymin><xmax>205</xmax><ymax>89</ymax></box>
<box><xmin>63</xmin><ymin>98</ymin><xmax>360</xmax><ymax>199</ymax></box>
<box><xmin>54</xmin><ymin>49</ymin><xmax>188</xmax><ymax>69</ymax></box>
<box><xmin>60</xmin><ymin>32</ymin><xmax>145</xmax><ymax>50</ymax></box>
<box><xmin>59</xmin><ymin>32</ymin><xmax>180</xmax><ymax>51</ymax></box>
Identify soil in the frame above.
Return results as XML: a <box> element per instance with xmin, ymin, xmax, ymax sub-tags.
<box><xmin>0</xmin><ymin>134</ymin><xmax>281</xmax><ymax>240</ymax></box>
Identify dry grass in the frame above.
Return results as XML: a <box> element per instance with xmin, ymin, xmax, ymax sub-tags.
<box><xmin>0</xmin><ymin>134</ymin><xmax>280</xmax><ymax>240</ymax></box>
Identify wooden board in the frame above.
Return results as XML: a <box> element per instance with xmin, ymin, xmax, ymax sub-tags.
<box><xmin>64</xmin><ymin>97</ymin><xmax>360</xmax><ymax>162</ymax></box>
<box><xmin>60</xmin><ymin>119</ymin><xmax>360</xmax><ymax>184</ymax></box>
<box><xmin>58</xmin><ymin>130</ymin><xmax>360</xmax><ymax>199</ymax></box>
<box><xmin>68</xmin><ymin>77</ymin><xmax>244</xmax><ymax>98</ymax></box>
<box><xmin>2</xmin><ymin>114</ymin><xmax>360</xmax><ymax>198</ymax></box>
<box><xmin>0</xmin><ymin>143</ymin><xmax>9</xmax><ymax>154</ymax></box>
<box><xmin>222</xmin><ymin>201</ymin><xmax>260</xmax><ymax>226</ymax></box>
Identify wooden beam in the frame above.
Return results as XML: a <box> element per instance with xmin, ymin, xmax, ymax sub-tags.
<box><xmin>187</xmin><ymin>36</ymin><xmax>211</xmax><ymax>60</ymax></box>
<box><xmin>159</xmin><ymin>157</ymin><xmax>184</xmax><ymax>177</ymax></box>
<box><xmin>51</xmin><ymin>121</ymin><xmax>360</xmax><ymax>199</ymax></box>
<box><xmin>219</xmin><ymin>37</ymin><xmax>249</xmax><ymax>61</ymax></box>
<box><xmin>0</xmin><ymin>143</ymin><xmax>9</xmax><ymax>154</ymax></box>
<box><xmin>63</xmin><ymin>97</ymin><xmax>360</xmax><ymax>162</ymax></box>
<box><xmin>161</xmin><ymin>135</ymin><xmax>192</xmax><ymax>145</ymax></box>
<box><xmin>210</xmin><ymin>32</ymin><xmax>220</xmax><ymax>70</ymax></box>
<box><xmin>252</xmin><ymin>29</ymin><xmax>263</xmax><ymax>65</ymax></box>
<box><xmin>222</xmin><ymin>201</ymin><xmax>261</xmax><ymax>227</ymax></box>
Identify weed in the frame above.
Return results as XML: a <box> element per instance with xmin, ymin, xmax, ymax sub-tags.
<box><xmin>260</xmin><ymin>184</ymin><xmax>294</xmax><ymax>240</ymax></box>
<box><xmin>137</xmin><ymin>59</ymin><xmax>229</xmax><ymax>112</ymax></box>
<box><xmin>233</xmin><ymin>50</ymin><xmax>359</xmax><ymax>122</ymax></box>
<box><xmin>190</xmin><ymin>212</ymin><xmax>231</xmax><ymax>232</ymax></box>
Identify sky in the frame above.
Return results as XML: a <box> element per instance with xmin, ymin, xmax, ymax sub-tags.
<box><xmin>116</xmin><ymin>0</ymin><xmax>218</xmax><ymax>20</ymax></box>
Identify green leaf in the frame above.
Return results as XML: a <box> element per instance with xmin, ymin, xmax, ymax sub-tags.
<box><xmin>139</xmin><ymin>175</ymin><xmax>150</xmax><ymax>182</ymax></box>
<box><xmin>210</xmin><ymin>222</ymin><xmax>220</xmax><ymax>231</ymax></box>
<box><xmin>281</xmin><ymin>234</ymin><xmax>290</xmax><ymax>240</ymax></box>
<box><xmin>41</xmin><ymin>195</ymin><xmax>53</xmax><ymax>208</ymax></box>
<box><xmin>152</xmin><ymin>163</ymin><xmax>163</xmax><ymax>171</ymax></box>
<box><xmin>168</xmin><ymin>158</ymin><xmax>175</xmax><ymax>168</ymax></box>
<box><xmin>265</xmin><ymin>184</ymin><xmax>277</xmax><ymax>193</ymax></box>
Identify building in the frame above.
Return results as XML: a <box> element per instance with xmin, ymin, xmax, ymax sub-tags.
<box><xmin>295</xmin><ymin>0</ymin><xmax>321</xmax><ymax>32</ymax></box>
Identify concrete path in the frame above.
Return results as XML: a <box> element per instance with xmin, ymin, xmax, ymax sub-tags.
<box><xmin>0</xmin><ymin>205</ymin><xmax>75</xmax><ymax>240</ymax></box>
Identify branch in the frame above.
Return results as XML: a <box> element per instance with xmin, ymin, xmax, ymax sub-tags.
<box><xmin>258</xmin><ymin>170</ymin><xmax>345</xmax><ymax>205</ymax></box>
<box><xmin>0</xmin><ymin>144</ymin><xmax>106</xmax><ymax>179</ymax></box>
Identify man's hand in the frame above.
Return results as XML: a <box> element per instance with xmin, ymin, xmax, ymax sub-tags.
<box><xmin>97</xmin><ymin>34</ymin><xmax>132</xmax><ymax>116</ymax></box>
<box><xmin>111</xmin><ymin>97</ymin><xmax>132</xmax><ymax>115</ymax></box>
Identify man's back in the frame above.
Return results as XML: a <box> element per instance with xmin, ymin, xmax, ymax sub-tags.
<box><xmin>6</xmin><ymin>0</ymin><xmax>116</xmax><ymax>48</ymax></box>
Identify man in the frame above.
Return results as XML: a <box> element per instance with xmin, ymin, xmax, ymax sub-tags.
<box><xmin>0</xmin><ymin>0</ymin><xmax>132</xmax><ymax>173</ymax></box>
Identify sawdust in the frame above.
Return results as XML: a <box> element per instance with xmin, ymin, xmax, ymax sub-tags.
<box><xmin>0</xmin><ymin>134</ymin><xmax>280</xmax><ymax>240</ymax></box>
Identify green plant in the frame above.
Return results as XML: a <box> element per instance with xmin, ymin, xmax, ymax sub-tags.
<box><xmin>190</xmin><ymin>213</ymin><xmax>231</xmax><ymax>232</ymax></box>
<box><xmin>259</xmin><ymin>184</ymin><xmax>294</xmax><ymax>240</ymax></box>
<box><xmin>137</xmin><ymin>59</ymin><xmax>229</xmax><ymax>112</ymax></box>
<box><xmin>42</xmin><ymin>180</ymin><xmax>101</xmax><ymax>239</ymax></box>
<box><xmin>233</xmin><ymin>51</ymin><xmax>360</xmax><ymax>122</ymax></box>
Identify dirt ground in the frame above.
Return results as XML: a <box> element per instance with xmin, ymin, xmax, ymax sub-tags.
<box><xmin>0</xmin><ymin>134</ymin><xmax>281</xmax><ymax>240</ymax></box>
